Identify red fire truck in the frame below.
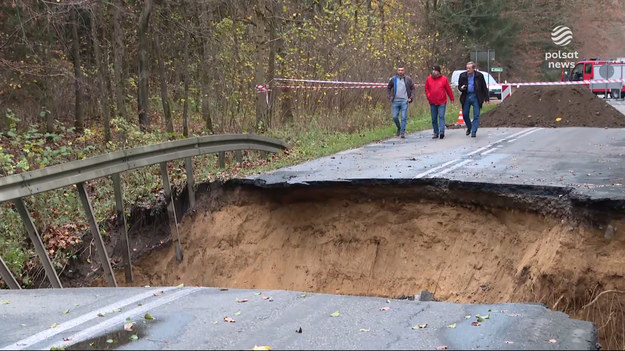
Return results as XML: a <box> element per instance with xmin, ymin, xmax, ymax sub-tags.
<box><xmin>562</xmin><ymin>58</ymin><xmax>625</xmax><ymax>98</ymax></box>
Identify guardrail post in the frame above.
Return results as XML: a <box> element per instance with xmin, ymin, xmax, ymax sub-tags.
<box><xmin>235</xmin><ymin>150</ymin><xmax>243</xmax><ymax>164</ymax></box>
<box><xmin>111</xmin><ymin>174</ymin><xmax>133</xmax><ymax>283</ymax></box>
<box><xmin>160</xmin><ymin>162</ymin><xmax>184</xmax><ymax>262</ymax></box>
<box><xmin>184</xmin><ymin>157</ymin><xmax>195</xmax><ymax>209</ymax></box>
<box><xmin>0</xmin><ymin>255</ymin><xmax>21</xmax><ymax>289</ymax></box>
<box><xmin>76</xmin><ymin>182</ymin><xmax>117</xmax><ymax>287</ymax></box>
<box><xmin>218</xmin><ymin>151</ymin><xmax>226</xmax><ymax>169</ymax></box>
<box><xmin>14</xmin><ymin>198</ymin><xmax>62</xmax><ymax>288</ymax></box>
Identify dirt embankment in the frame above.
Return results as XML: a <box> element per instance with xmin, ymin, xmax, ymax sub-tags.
<box><xmin>481</xmin><ymin>85</ymin><xmax>625</xmax><ymax>128</ymax></box>
<box><xmin>92</xmin><ymin>182</ymin><xmax>625</xmax><ymax>349</ymax></box>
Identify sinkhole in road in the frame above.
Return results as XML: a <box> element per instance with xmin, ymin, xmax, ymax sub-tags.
<box><xmin>98</xmin><ymin>180</ymin><xmax>625</xmax><ymax>348</ymax></box>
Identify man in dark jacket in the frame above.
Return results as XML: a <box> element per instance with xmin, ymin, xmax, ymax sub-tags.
<box><xmin>457</xmin><ymin>61</ymin><xmax>489</xmax><ymax>137</ymax></box>
<box><xmin>387</xmin><ymin>67</ymin><xmax>414</xmax><ymax>138</ymax></box>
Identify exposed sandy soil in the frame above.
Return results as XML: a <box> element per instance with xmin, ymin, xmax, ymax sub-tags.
<box><xmin>481</xmin><ymin>85</ymin><xmax>625</xmax><ymax>128</ymax></box>
<box><xmin>92</xmin><ymin>182</ymin><xmax>625</xmax><ymax>348</ymax></box>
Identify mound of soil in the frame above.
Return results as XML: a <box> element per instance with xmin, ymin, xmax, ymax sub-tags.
<box><xmin>481</xmin><ymin>85</ymin><xmax>625</xmax><ymax>128</ymax></box>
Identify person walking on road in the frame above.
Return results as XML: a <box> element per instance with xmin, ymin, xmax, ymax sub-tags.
<box><xmin>387</xmin><ymin>67</ymin><xmax>415</xmax><ymax>139</ymax></box>
<box><xmin>457</xmin><ymin>61</ymin><xmax>489</xmax><ymax>137</ymax></box>
<box><xmin>425</xmin><ymin>65</ymin><xmax>454</xmax><ymax>139</ymax></box>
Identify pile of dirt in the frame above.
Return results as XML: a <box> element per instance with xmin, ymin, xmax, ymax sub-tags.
<box><xmin>480</xmin><ymin>85</ymin><xmax>625</xmax><ymax>128</ymax></box>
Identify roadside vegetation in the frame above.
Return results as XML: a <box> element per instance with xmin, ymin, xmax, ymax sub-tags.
<box><xmin>1</xmin><ymin>100</ymin><xmax>490</xmax><ymax>288</ymax></box>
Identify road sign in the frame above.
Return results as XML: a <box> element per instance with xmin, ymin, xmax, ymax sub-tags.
<box><xmin>491</xmin><ymin>67</ymin><xmax>503</xmax><ymax>72</ymax></box>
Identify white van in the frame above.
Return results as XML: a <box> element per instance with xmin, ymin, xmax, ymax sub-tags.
<box><xmin>450</xmin><ymin>70</ymin><xmax>502</xmax><ymax>100</ymax></box>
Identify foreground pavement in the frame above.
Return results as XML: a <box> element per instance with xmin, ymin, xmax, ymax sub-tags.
<box><xmin>251</xmin><ymin>127</ymin><xmax>625</xmax><ymax>201</ymax></box>
<box><xmin>0</xmin><ymin>287</ymin><xmax>597</xmax><ymax>350</ymax></box>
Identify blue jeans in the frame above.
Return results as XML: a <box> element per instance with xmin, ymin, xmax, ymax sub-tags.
<box><xmin>463</xmin><ymin>92</ymin><xmax>480</xmax><ymax>135</ymax></box>
<box><xmin>430</xmin><ymin>104</ymin><xmax>447</xmax><ymax>135</ymax></box>
<box><xmin>392</xmin><ymin>100</ymin><xmax>408</xmax><ymax>134</ymax></box>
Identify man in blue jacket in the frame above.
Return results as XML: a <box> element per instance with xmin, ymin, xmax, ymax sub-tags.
<box><xmin>387</xmin><ymin>67</ymin><xmax>414</xmax><ymax>139</ymax></box>
<box><xmin>457</xmin><ymin>61</ymin><xmax>489</xmax><ymax>137</ymax></box>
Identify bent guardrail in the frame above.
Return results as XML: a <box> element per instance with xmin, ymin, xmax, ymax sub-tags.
<box><xmin>0</xmin><ymin>134</ymin><xmax>288</xmax><ymax>290</ymax></box>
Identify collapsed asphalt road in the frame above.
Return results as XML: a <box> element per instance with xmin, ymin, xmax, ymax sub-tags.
<box><xmin>251</xmin><ymin>127</ymin><xmax>625</xmax><ymax>201</ymax></box>
<box><xmin>0</xmin><ymin>287</ymin><xmax>597</xmax><ymax>350</ymax></box>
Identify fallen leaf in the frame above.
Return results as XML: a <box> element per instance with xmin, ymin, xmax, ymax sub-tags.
<box><xmin>505</xmin><ymin>341</ymin><xmax>514</xmax><ymax>344</ymax></box>
<box><xmin>256</xmin><ymin>292</ymin><xmax>263</xmax><ymax>295</ymax></box>
<box><xmin>153</xmin><ymin>291</ymin><xmax>164</xmax><ymax>296</ymax></box>
<box><xmin>176</xmin><ymin>283</ymin><xmax>184</xmax><ymax>288</ymax></box>
<box><xmin>51</xmin><ymin>323</ymin><xmax>57</xmax><ymax>328</ymax></box>
<box><xmin>379</xmin><ymin>306</ymin><xmax>390</xmax><ymax>311</ymax></box>
<box><xmin>252</xmin><ymin>346</ymin><xmax>271</xmax><ymax>350</ymax></box>
<box><xmin>386</xmin><ymin>299</ymin><xmax>391</xmax><ymax>304</ymax></box>
<box><xmin>97</xmin><ymin>313</ymin><xmax>105</xmax><ymax>317</ymax></box>
<box><xmin>144</xmin><ymin>313</ymin><xmax>154</xmax><ymax>320</ymax></box>
<box><xmin>63</xmin><ymin>337</ymin><xmax>71</xmax><ymax>342</ymax></box>
<box><xmin>295</xmin><ymin>327</ymin><xmax>302</xmax><ymax>333</ymax></box>
<box><xmin>330</xmin><ymin>311</ymin><xmax>340</xmax><ymax>317</ymax></box>
<box><xmin>130</xmin><ymin>335</ymin><xmax>138</xmax><ymax>341</ymax></box>
<box><xmin>436</xmin><ymin>346</ymin><xmax>448</xmax><ymax>350</ymax></box>
<box><xmin>412</xmin><ymin>323</ymin><xmax>428</xmax><ymax>330</ymax></box>
<box><xmin>212</xmin><ymin>321</ymin><xmax>218</xmax><ymax>324</ymax></box>
<box><xmin>106</xmin><ymin>339</ymin><xmax>114</xmax><ymax>344</ymax></box>
<box><xmin>261</xmin><ymin>296</ymin><xmax>271</xmax><ymax>300</ymax></box>
<box><xmin>113</xmin><ymin>308</ymin><xmax>121</xmax><ymax>313</ymax></box>
<box><xmin>556</xmin><ymin>117</ymin><xmax>562</xmax><ymax>122</ymax></box>
<box><xmin>549</xmin><ymin>339</ymin><xmax>557</xmax><ymax>344</ymax></box>
<box><xmin>125</xmin><ymin>317</ymin><xmax>132</xmax><ymax>322</ymax></box>
<box><xmin>476</xmin><ymin>315</ymin><xmax>485</xmax><ymax>323</ymax></box>
<box><xmin>1</xmin><ymin>300</ymin><xmax>9</xmax><ymax>305</ymax></box>
<box><xmin>237</xmin><ymin>298</ymin><xmax>249</xmax><ymax>303</ymax></box>
<box><xmin>20</xmin><ymin>324</ymin><xmax>26</xmax><ymax>327</ymax></box>
<box><xmin>300</xmin><ymin>294</ymin><xmax>307</xmax><ymax>298</ymax></box>
<box><xmin>465</xmin><ymin>315</ymin><xmax>471</xmax><ymax>319</ymax></box>
<box><xmin>224</xmin><ymin>316</ymin><xmax>236</xmax><ymax>323</ymax></box>
<box><xmin>472</xmin><ymin>322</ymin><xmax>481</xmax><ymax>327</ymax></box>
<box><xmin>124</xmin><ymin>323</ymin><xmax>134</xmax><ymax>331</ymax></box>
<box><xmin>360</xmin><ymin>328</ymin><xmax>370</xmax><ymax>332</ymax></box>
<box><xmin>62</xmin><ymin>309</ymin><xmax>69</xmax><ymax>314</ymax></box>
<box><xmin>508</xmin><ymin>313</ymin><xmax>521</xmax><ymax>317</ymax></box>
<box><xmin>235</xmin><ymin>311</ymin><xmax>242</xmax><ymax>316</ymax></box>
<box><xmin>447</xmin><ymin>323</ymin><xmax>456</xmax><ymax>328</ymax></box>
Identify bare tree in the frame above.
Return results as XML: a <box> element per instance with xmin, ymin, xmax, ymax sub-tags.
<box><xmin>112</xmin><ymin>0</ymin><xmax>127</xmax><ymax>119</ymax></box>
<box><xmin>70</xmin><ymin>6</ymin><xmax>84</xmax><ymax>132</ymax></box>
<box><xmin>91</xmin><ymin>2</ymin><xmax>112</xmax><ymax>141</ymax></box>
<box><xmin>137</xmin><ymin>0</ymin><xmax>154</xmax><ymax>131</ymax></box>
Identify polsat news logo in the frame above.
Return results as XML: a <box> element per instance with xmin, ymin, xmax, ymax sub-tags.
<box><xmin>545</xmin><ymin>25</ymin><xmax>577</xmax><ymax>69</ymax></box>
<box><xmin>551</xmin><ymin>25</ymin><xmax>573</xmax><ymax>46</ymax></box>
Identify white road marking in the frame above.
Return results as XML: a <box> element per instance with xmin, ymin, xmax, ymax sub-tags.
<box><xmin>43</xmin><ymin>287</ymin><xmax>202</xmax><ymax>350</ymax></box>
<box><xmin>1</xmin><ymin>287</ymin><xmax>179</xmax><ymax>350</ymax></box>
<box><xmin>415</xmin><ymin>158</ymin><xmax>461</xmax><ymax>178</ymax></box>
<box><xmin>431</xmin><ymin>159</ymin><xmax>472</xmax><ymax>177</ymax></box>
<box><xmin>418</xmin><ymin>128</ymin><xmax>540</xmax><ymax>178</ymax></box>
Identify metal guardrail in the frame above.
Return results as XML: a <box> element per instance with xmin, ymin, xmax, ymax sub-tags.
<box><xmin>0</xmin><ymin>134</ymin><xmax>288</xmax><ymax>289</ymax></box>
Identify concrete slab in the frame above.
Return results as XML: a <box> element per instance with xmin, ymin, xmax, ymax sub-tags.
<box><xmin>0</xmin><ymin>287</ymin><xmax>597</xmax><ymax>350</ymax></box>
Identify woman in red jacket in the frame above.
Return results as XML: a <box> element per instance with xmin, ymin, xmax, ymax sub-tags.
<box><xmin>425</xmin><ymin>65</ymin><xmax>454</xmax><ymax>139</ymax></box>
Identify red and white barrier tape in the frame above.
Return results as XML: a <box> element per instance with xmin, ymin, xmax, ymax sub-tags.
<box><xmin>508</xmin><ymin>78</ymin><xmax>625</xmax><ymax>87</ymax></box>
<box><xmin>276</xmin><ymin>84</ymin><xmax>387</xmax><ymax>89</ymax></box>
<box><xmin>273</xmin><ymin>78</ymin><xmax>385</xmax><ymax>85</ymax></box>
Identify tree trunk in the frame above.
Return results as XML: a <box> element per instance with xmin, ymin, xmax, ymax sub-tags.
<box><xmin>200</xmin><ymin>1</ymin><xmax>214</xmax><ymax>134</ymax></box>
<box><xmin>253</xmin><ymin>0</ymin><xmax>268</xmax><ymax>132</ymax></box>
<box><xmin>266</xmin><ymin>0</ymin><xmax>281</xmax><ymax>127</ymax></box>
<box><xmin>112</xmin><ymin>0</ymin><xmax>127</xmax><ymax>119</ymax></box>
<box><xmin>137</xmin><ymin>0</ymin><xmax>154</xmax><ymax>131</ymax></box>
<box><xmin>182</xmin><ymin>29</ymin><xmax>190</xmax><ymax>137</ymax></box>
<box><xmin>91</xmin><ymin>2</ymin><xmax>111</xmax><ymax>142</ymax></box>
<box><xmin>153</xmin><ymin>31</ymin><xmax>173</xmax><ymax>134</ymax></box>
<box><xmin>71</xmin><ymin>7</ymin><xmax>84</xmax><ymax>132</ymax></box>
